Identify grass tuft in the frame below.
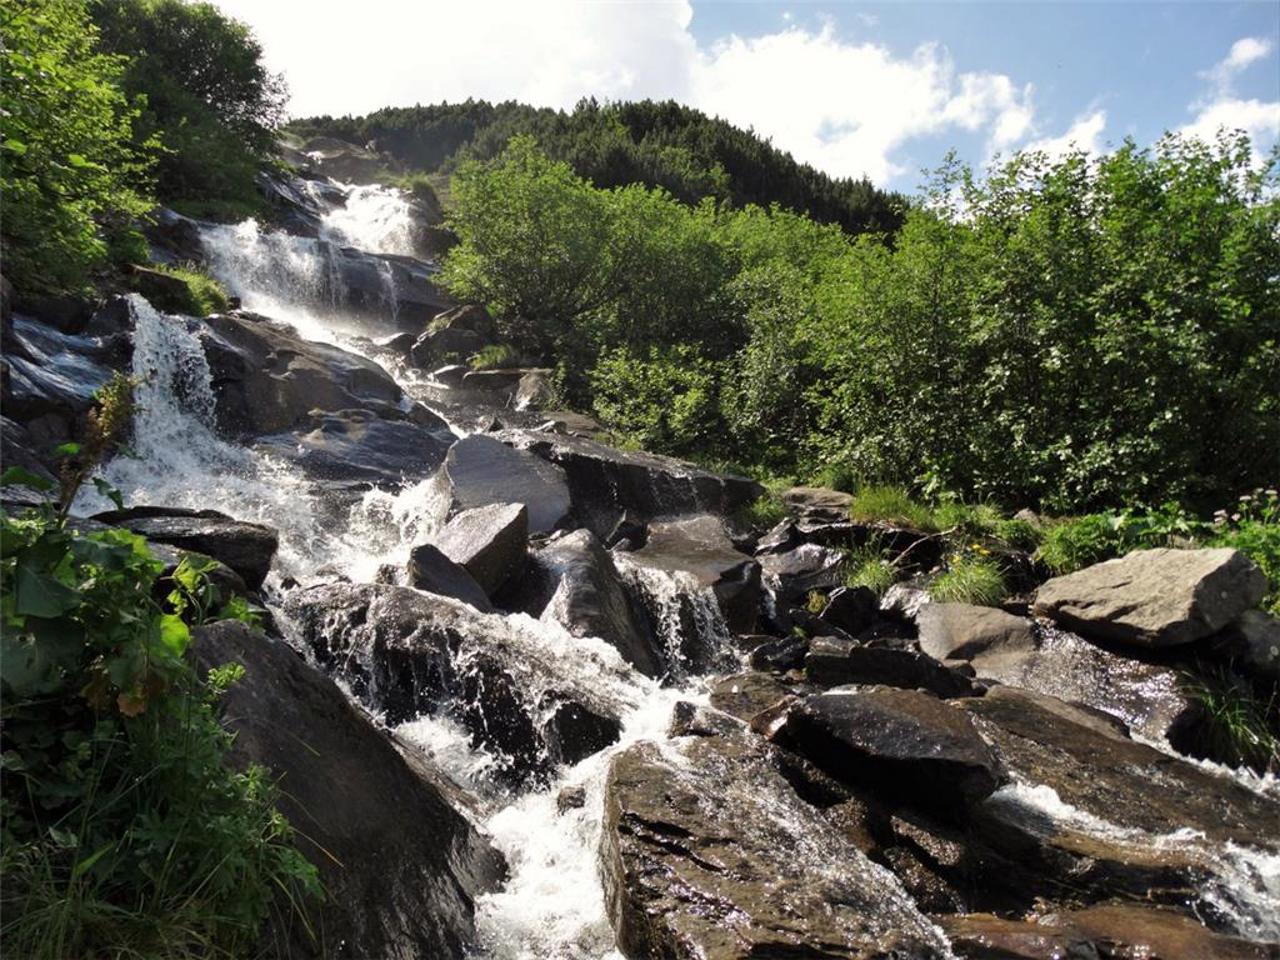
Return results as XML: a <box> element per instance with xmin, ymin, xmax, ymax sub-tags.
<box><xmin>929</xmin><ymin>554</ymin><xmax>1007</xmax><ymax>606</ymax></box>
<box><xmin>848</xmin><ymin>485</ymin><xmax>938</xmax><ymax>532</ymax></box>
<box><xmin>471</xmin><ymin>343</ymin><xmax>519</xmax><ymax>370</ymax></box>
<box><xmin>1181</xmin><ymin>667</ymin><xmax>1279</xmax><ymax>774</ymax></box>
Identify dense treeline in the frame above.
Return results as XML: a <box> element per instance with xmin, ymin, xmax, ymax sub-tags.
<box><xmin>441</xmin><ymin>134</ymin><xmax>1280</xmax><ymax>513</ymax></box>
<box><xmin>1</xmin><ymin>0</ymin><xmax>283</xmax><ymax>292</ymax></box>
<box><xmin>289</xmin><ymin>99</ymin><xmax>906</xmax><ymax>236</ymax></box>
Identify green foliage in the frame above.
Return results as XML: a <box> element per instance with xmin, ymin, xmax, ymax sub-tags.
<box><xmin>0</xmin><ymin>0</ymin><xmax>154</xmax><ymax>293</ymax></box>
<box><xmin>844</xmin><ymin>538</ymin><xmax>899</xmax><ymax>597</ymax></box>
<box><xmin>129</xmin><ymin>262</ymin><xmax>231</xmax><ymax>317</ymax></box>
<box><xmin>929</xmin><ymin>553</ymin><xmax>1008</xmax><ymax>606</ymax></box>
<box><xmin>289</xmin><ymin>98</ymin><xmax>905</xmax><ymax>237</ymax></box>
<box><xmin>1034</xmin><ymin>503</ymin><xmax>1208</xmax><ymax>575</ymax></box>
<box><xmin>735</xmin><ymin>485</ymin><xmax>790</xmax><ymax>532</ymax></box>
<box><xmin>0</xmin><ymin>502</ymin><xmax>320</xmax><ymax>958</ymax></box>
<box><xmin>54</xmin><ymin>371</ymin><xmax>139</xmax><ymax>519</ymax></box>
<box><xmin>1208</xmin><ymin>489</ymin><xmax>1280</xmax><ymax>615</ymax></box>
<box><xmin>590</xmin><ymin>344</ymin><xmax>722</xmax><ymax>457</ymax></box>
<box><xmin>1181</xmin><ymin>666</ymin><xmax>1279</xmax><ymax>774</ymax></box>
<box><xmin>92</xmin><ymin>0</ymin><xmax>285</xmax><ymax>214</ymax></box>
<box><xmin>470</xmin><ymin>343</ymin><xmax>519</xmax><ymax>370</ymax></box>
<box><xmin>847</xmin><ymin>485</ymin><xmax>938</xmax><ymax>532</ymax></box>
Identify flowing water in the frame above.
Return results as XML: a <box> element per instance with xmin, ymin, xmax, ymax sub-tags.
<box><xmin>71</xmin><ymin>175</ymin><xmax>1280</xmax><ymax>955</ymax></box>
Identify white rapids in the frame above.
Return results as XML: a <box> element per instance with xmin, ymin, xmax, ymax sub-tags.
<box><xmin>72</xmin><ymin>172</ymin><xmax>1280</xmax><ymax>957</ymax></box>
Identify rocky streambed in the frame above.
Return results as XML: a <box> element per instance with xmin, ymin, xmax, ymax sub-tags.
<box><xmin>3</xmin><ymin>158</ymin><xmax>1278</xmax><ymax>959</ymax></box>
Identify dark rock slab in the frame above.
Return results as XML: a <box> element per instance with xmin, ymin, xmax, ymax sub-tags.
<box><xmin>773</xmin><ymin>687</ymin><xmax>1006</xmax><ymax>814</ymax></box>
<box><xmin>622</xmin><ymin>514</ymin><xmax>761</xmax><ymax>637</ymax></box>
<box><xmin>406</xmin><ymin>543</ymin><xmax>494</xmax><ymax>613</ymax></box>
<box><xmin>758</xmin><ymin>542</ymin><xmax>847</xmax><ymax>602</ymax></box>
<box><xmin>601</xmin><ymin>717</ymin><xmax>953</xmax><ymax>959</ymax></box>
<box><xmin>535</xmin><ymin>529</ymin><xmax>661</xmax><ymax>677</ymax></box>
<box><xmin>496</xmin><ymin>429</ymin><xmax>762</xmax><ymax>537</ymax></box>
<box><xmin>192</xmin><ymin>621</ymin><xmax>505</xmax><ymax>959</ymax></box>
<box><xmin>432</xmin><ymin>502</ymin><xmax>528</xmax><ymax>597</ymax></box>
<box><xmin>821</xmin><ymin>585</ymin><xmax>878</xmax><ymax>634</ymax></box>
<box><xmin>92</xmin><ymin>505</ymin><xmax>278</xmax><ymax>590</ymax></box>
<box><xmin>200</xmin><ymin>310</ymin><xmax>407</xmax><ymax>436</ymax></box>
<box><xmin>1209</xmin><ymin>609</ymin><xmax>1280</xmax><ymax>681</ymax></box>
<box><xmin>1033</xmin><ymin>547</ymin><xmax>1268</xmax><ymax>648</ymax></box>
<box><xmin>254</xmin><ymin>408</ymin><xmax>453</xmax><ymax>489</ymax></box>
<box><xmin>709</xmin><ymin>671</ymin><xmax>796</xmax><ymax>725</ymax></box>
<box><xmin>781</xmin><ymin>485</ymin><xmax>853</xmax><ymax>522</ymax></box>
<box><xmin>431</xmin><ymin>434</ymin><xmax>570</xmax><ymax>535</ymax></box>
<box><xmin>281</xmin><ymin>583</ymin><xmax>630</xmax><ymax>784</ymax></box>
<box><xmin>749</xmin><ymin>633</ymin><xmax>810</xmax><ymax>673</ymax></box>
<box><xmin>804</xmin><ymin>637</ymin><xmax>976</xmax><ymax>698</ymax></box>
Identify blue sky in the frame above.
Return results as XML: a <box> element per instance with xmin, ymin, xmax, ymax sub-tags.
<box><xmin>215</xmin><ymin>0</ymin><xmax>1280</xmax><ymax>192</ymax></box>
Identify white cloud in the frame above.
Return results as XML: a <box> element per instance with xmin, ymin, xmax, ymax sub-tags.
<box><xmin>210</xmin><ymin>0</ymin><xmax>1035</xmax><ymax>186</ymax></box>
<box><xmin>1024</xmin><ymin>109</ymin><xmax>1108</xmax><ymax>161</ymax></box>
<box><xmin>1183</xmin><ymin>36</ymin><xmax>1279</xmax><ymax>162</ymax></box>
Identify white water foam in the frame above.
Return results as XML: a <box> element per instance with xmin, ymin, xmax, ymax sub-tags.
<box><xmin>320</xmin><ymin>182</ymin><xmax>418</xmax><ymax>257</ymax></box>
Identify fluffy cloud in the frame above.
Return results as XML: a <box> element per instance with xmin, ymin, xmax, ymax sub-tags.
<box><xmin>211</xmin><ymin>0</ymin><xmax>1033</xmax><ymax>185</ymax></box>
<box><xmin>1183</xmin><ymin>37</ymin><xmax>1280</xmax><ymax>160</ymax></box>
<box><xmin>1024</xmin><ymin>109</ymin><xmax>1108</xmax><ymax>161</ymax></box>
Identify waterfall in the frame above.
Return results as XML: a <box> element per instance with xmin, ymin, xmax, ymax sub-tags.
<box><xmin>319</xmin><ymin>182</ymin><xmax>418</xmax><ymax>257</ymax></box>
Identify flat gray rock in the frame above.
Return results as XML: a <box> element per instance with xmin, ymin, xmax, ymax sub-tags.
<box><xmin>1033</xmin><ymin>548</ymin><xmax>1267</xmax><ymax>647</ymax></box>
<box><xmin>433</xmin><ymin>502</ymin><xmax>528</xmax><ymax>597</ymax></box>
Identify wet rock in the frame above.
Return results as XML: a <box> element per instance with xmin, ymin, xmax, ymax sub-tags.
<box><xmin>513</xmin><ymin>369</ymin><xmax>553</xmax><ymax>411</ymax></box>
<box><xmin>91</xmin><ymin>505</ymin><xmax>278</xmax><ymax>590</ymax></box>
<box><xmin>772</xmin><ymin>687</ymin><xmax>1006</xmax><ymax>814</ymax></box>
<box><xmin>1033</xmin><ymin>547</ymin><xmax>1268</xmax><ymax>648</ymax></box>
<box><xmin>936</xmin><ymin>905</ymin><xmax>1276</xmax><ymax>960</ymax></box>
<box><xmin>430</xmin><ymin>363</ymin><xmax>470</xmax><ymax>387</ymax></box>
<box><xmin>821</xmin><ymin>585</ymin><xmax>878</xmax><ymax>634</ymax></box>
<box><xmin>192</xmin><ymin>620</ymin><xmax>505</xmax><ymax>959</ymax></box>
<box><xmin>962</xmin><ymin>685</ymin><xmax>1280</xmax><ymax>913</ymax></box>
<box><xmin>433</xmin><ymin>502</ymin><xmax>529</xmax><ymax>597</ymax></box>
<box><xmin>804</xmin><ymin>637</ymin><xmax>976</xmax><ymax>698</ymax></box>
<box><xmin>535</xmin><ymin>529</ymin><xmax>661</xmax><ymax>677</ymax></box>
<box><xmin>556</xmin><ymin>784</ymin><xmax>587</xmax><ymax>814</ymax></box>
<box><xmin>601</xmin><ymin>718</ymin><xmax>953</xmax><ymax>959</ymax></box>
<box><xmin>254</xmin><ymin>408</ymin><xmax>453</xmax><ymax>489</ymax></box>
<box><xmin>406</xmin><ymin>543</ymin><xmax>494</xmax><ymax>613</ymax></box>
<box><xmin>411</xmin><ymin>326</ymin><xmax>487</xmax><ymax>368</ymax></box>
<box><xmin>13</xmin><ymin>289</ymin><xmax>97</xmax><ymax>333</ymax></box>
<box><xmin>604</xmin><ymin>513</ymin><xmax>646</xmax><ymax>550</ymax></box>
<box><xmin>300</xmin><ymin>135</ymin><xmax>384</xmax><ymax>181</ymax></box>
<box><xmin>749</xmin><ymin>634</ymin><xmax>809</xmax><ymax>672</ymax></box>
<box><xmin>709</xmin><ymin>671</ymin><xmax>796</xmax><ymax>724</ymax></box>
<box><xmin>623</xmin><ymin>514</ymin><xmax>761</xmax><ymax>635</ymax></box>
<box><xmin>781</xmin><ymin>485</ymin><xmax>853</xmax><ymax>522</ymax></box>
<box><xmin>427</xmin><ymin>304</ymin><xmax>497</xmax><ymax>341</ymax></box>
<box><xmin>460</xmin><ymin>368</ymin><xmax>532</xmax><ymax>396</ymax></box>
<box><xmin>200</xmin><ymin>310</ymin><xmax>407</xmax><ymax>436</ymax></box>
<box><xmin>758</xmin><ymin>543</ymin><xmax>846</xmax><ymax>602</ymax></box>
<box><xmin>373</xmin><ymin>331</ymin><xmax>416</xmax><ymax>357</ymax></box>
<box><xmin>496</xmin><ymin>429</ymin><xmax>762</xmax><ymax>537</ymax></box>
<box><xmin>282</xmin><ymin>583</ymin><xmax>630</xmax><ymax>784</ymax></box>
<box><xmin>430</xmin><ymin>434</ymin><xmax>570</xmax><ymax>535</ymax></box>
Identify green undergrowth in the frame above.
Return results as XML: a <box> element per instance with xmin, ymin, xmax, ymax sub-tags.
<box><xmin>129</xmin><ymin>262</ymin><xmax>230</xmax><ymax>317</ymax></box>
<box><xmin>1181</xmin><ymin>667</ymin><xmax>1280</xmax><ymax>774</ymax></box>
<box><xmin>0</xmin><ymin>375</ymin><xmax>318</xmax><ymax>958</ymax></box>
<box><xmin>929</xmin><ymin>552</ymin><xmax>1008</xmax><ymax>606</ymax></box>
<box><xmin>470</xmin><ymin>343</ymin><xmax>519</xmax><ymax>370</ymax></box>
<box><xmin>843</xmin><ymin>537</ymin><xmax>899</xmax><ymax>597</ymax></box>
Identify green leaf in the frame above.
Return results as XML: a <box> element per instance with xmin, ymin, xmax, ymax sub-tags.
<box><xmin>2</xmin><ymin>139</ymin><xmax>28</xmax><ymax>155</ymax></box>
<box><xmin>14</xmin><ymin>561</ymin><xmax>82</xmax><ymax>617</ymax></box>
<box><xmin>54</xmin><ymin>442</ymin><xmax>82</xmax><ymax>458</ymax></box>
<box><xmin>0</xmin><ymin>467</ymin><xmax>54</xmax><ymax>492</ymax></box>
<box><xmin>92</xmin><ymin>477</ymin><xmax>125</xmax><ymax>511</ymax></box>
<box><xmin>158</xmin><ymin>614</ymin><xmax>190</xmax><ymax>656</ymax></box>
<box><xmin>66</xmin><ymin>154</ymin><xmax>89</xmax><ymax>168</ymax></box>
<box><xmin>72</xmin><ymin>842</ymin><xmax>115</xmax><ymax>879</ymax></box>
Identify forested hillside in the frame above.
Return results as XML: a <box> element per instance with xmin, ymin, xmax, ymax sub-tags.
<box><xmin>289</xmin><ymin>99</ymin><xmax>906</xmax><ymax>236</ymax></box>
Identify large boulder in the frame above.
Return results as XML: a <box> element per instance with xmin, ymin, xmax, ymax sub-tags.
<box><xmin>408</xmin><ymin>306</ymin><xmax>496</xmax><ymax>368</ymax></box>
<box><xmin>601</xmin><ymin>714</ymin><xmax>953</xmax><ymax>959</ymax></box>
<box><xmin>192</xmin><ymin>621</ymin><xmax>505</xmax><ymax>959</ymax></box>
<box><xmin>432</xmin><ymin>502</ymin><xmax>529</xmax><ymax>597</ymax></box>
<box><xmin>429</xmin><ymin>434</ymin><xmax>570</xmax><ymax>535</ymax></box>
<box><xmin>300</xmin><ymin>135</ymin><xmax>384</xmax><ymax>181</ymax></box>
<box><xmin>804</xmin><ymin>637</ymin><xmax>976</xmax><ymax>698</ymax></box>
<box><xmin>254</xmin><ymin>408</ymin><xmax>453</xmax><ymax>489</ymax></box>
<box><xmin>199</xmin><ymin>310</ymin><xmax>406</xmax><ymax>436</ymax></box>
<box><xmin>620</xmin><ymin>514</ymin><xmax>761</xmax><ymax>641</ymax></box>
<box><xmin>923</xmin><ymin>603</ymin><xmax>1196</xmax><ymax>744</ymax></box>
<box><xmin>1033</xmin><ymin>548</ymin><xmax>1268</xmax><ymax>648</ymax></box>
<box><xmin>535</xmin><ymin>529</ymin><xmax>662</xmax><ymax>677</ymax></box>
<box><xmin>496</xmin><ymin>429</ymin><xmax>762</xmax><ymax>537</ymax></box>
<box><xmin>781</xmin><ymin>485</ymin><xmax>853</xmax><ymax>522</ymax></box>
<box><xmin>281</xmin><ymin>583</ymin><xmax>633</xmax><ymax>784</ymax></box>
<box><xmin>406</xmin><ymin>543</ymin><xmax>494</xmax><ymax>613</ymax></box>
<box><xmin>91</xmin><ymin>506</ymin><xmax>278</xmax><ymax>590</ymax></box>
<box><xmin>772</xmin><ymin>687</ymin><xmax>1007</xmax><ymax>814</ymax></box>
<box><xmin>937</xmin><ymin>906</ymin><xmax>1275</xmax><ymax>960</ymax></box>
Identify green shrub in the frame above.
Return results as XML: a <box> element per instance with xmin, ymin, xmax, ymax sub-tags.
<box><xmin>1035</xmin><ymin>514</ymin><xmax>1123</xmax><ymax>575</ymax></box>
<box><xmin>929</xmin><ymin>554</ymin><xmax>1007</xmax><ymax>606</ymax></box>
<box><xmin>844</xmin><ymin>540</ymin><xmax>899</xmax><ymax>597</ymax></box>
<box><xmin>471</xmin><ymin>343</ymin><xmax>519</xmax><ymax>370</ymax></box>
<box><xmin>848</xmin><ymin>485</ymin><xmax>938</xmax><ymax>532</ymax></box>
<box><xmin>1208</xmin><ymin>489</ymin><xmax>1280</xmax><ymax>615</ymax></box>
<box><xmin>1181</xmin><ymin>667</ymin><xmax>1279</xmax><ymax>774</ymax></box>
<box><xmin>0</xmin><ymin>0</ymin><xmax>154</xmax><ymax>293</ymax></box>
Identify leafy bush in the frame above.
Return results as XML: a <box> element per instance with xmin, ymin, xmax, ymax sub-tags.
<box><xmin>0</xmin><ymin>0</ymin><xmax>154</xmax><ymax>293</ymax></box>
<box><xmin>929</xmin><ymin>554</ymin><xmax>1007</xmax><ymax>606</ymax></box>
<box><xmin>590</xmin><ymin>344</ymin><xmax>723</xmax><ymax>458</ymax></box>
<box><xmin>92</xmin><ymin>0</ymin><xmax>285</xmax><ymax>214</ymax></box>
<box><xmin>1208</xmin><ymin>489</ymin><xmax>1280</xmax><ymax>615</ymax></box>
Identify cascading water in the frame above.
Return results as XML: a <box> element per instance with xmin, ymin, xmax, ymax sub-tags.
<box><xmin>79</xmin><ymin>178</ymin><xmax>1280</xmax><ymax>956</ymax></box>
